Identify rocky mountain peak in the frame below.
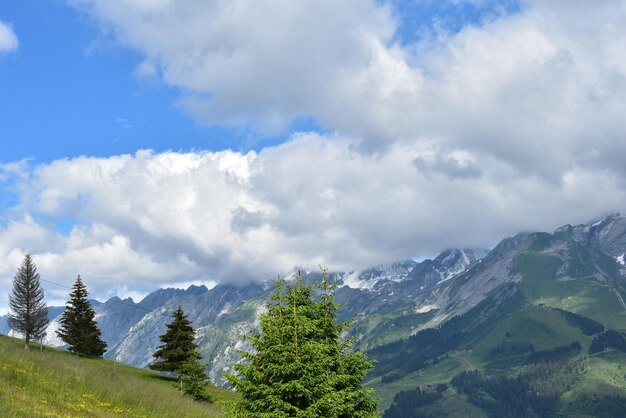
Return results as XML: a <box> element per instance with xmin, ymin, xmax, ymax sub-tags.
<box><xmin>185</xmin><ymin>284</ymin><xmax>209</xmax><ymax>295</ymax></box>
<box><xmin>553</xmin><ymin>213</ymin><xmax>626</xmax><ymax>257</ymax></box>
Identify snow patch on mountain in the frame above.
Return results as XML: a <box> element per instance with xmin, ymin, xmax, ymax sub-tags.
<box><xmin>42</xmin><ymin>318</ymin><xmax>65</xmax><ymax>347</ymax></box>
<box><xmin>339</xmin><ymin>260</ymin><xmax>417</xmax><ymax>290</ymax></box>
<box><xmin>436</xmin><ymin>249</ymin><xmax>488</xmax><ymax>284</ymax></box>
<box><xmin>414</xmin><ymin>304</ymin><xmax>438</xmax><ymax>314</ymax></box>
<box><xmin>283</xmin><ymin>271</ymin><xmax>300</xmax><ymax>282</ymax></box>
<box><xmin>217</xmin><ymin>303</ymin><xmax>233</xmax><ymax>318</ymax></box>
<box><xmin>341</xmin><ymin>271</ymin><xmax>374</xmax><ymax>290</ymax></box>
<box><xmin>617</xmin><ymin>254</ymin><xmax>625</xmax><ymax>266</ymax></box>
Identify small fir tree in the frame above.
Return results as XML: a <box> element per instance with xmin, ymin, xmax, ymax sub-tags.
<box><xmin>225</xmin><ymin>270</ymin><xmax>379</xmax><ymax>417</ymax></box>
<box><xmin>150</xmin><ymin>306</ymin><xmax>201</xmax><ymax>373</ymax></box>
<box><xmin>8</xmin><ymin>254</ymin><xmax>48</xmax><ymax>349</ymax></box>
<box><xmin>179</xmin><ymin>359</ymin><xmax>212</xmax><ymax>402</ymax></box>
<box><xmin>57</xmin><ymin>275</ymin><xmax>107</xmax><ymax>357</ymax></box>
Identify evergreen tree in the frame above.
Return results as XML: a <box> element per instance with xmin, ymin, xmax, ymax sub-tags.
<box><xmin>57</xmin><ymin>275</ymin><xmax>107</xmax><ymax>357</ymax></box>
<box><xmin>226</xmin><ymin>270</ymin><xmax>379</xmax><ymax>418</ymax></box>
<box><xmin>179</xmin><ymin>359</ymin><xmax>212</xmax><ymax>402</ymax></box>
<box><xmin>8</xmin><ymin>254</ymin><xmax>48</xmax><ymax>349</ymax></box>
<box><xmin>149</xmin><ymin>306</ymin><xmax>201</xmax><ymax>373</ymax></box>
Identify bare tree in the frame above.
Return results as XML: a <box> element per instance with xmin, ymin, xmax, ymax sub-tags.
<box><xmin>8</xmin><ymin>254</ymin><xmax>48</xmax><ymax>349</ymax></box>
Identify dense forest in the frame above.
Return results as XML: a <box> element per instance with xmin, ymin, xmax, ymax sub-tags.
<box><xmin>589</xmin><ymin>329</ymin><xmax>626</xmax><ymax>354</ymax></box>
<box><xmin>383</xmin><ymin>387</ymin><xmax>443</xmax><ymax>418</ymax></box>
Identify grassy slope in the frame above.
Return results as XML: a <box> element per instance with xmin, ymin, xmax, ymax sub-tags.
<box><xmin>0</xmin><ymin>335</ymin><xmax>237</xmax><ymax>418</ymax></box>
<box><xmin>368</xmin><ymin>354</ymin><xmax>478</xmax><ymax>410</ymax></box>
<box><xmin>472</xmin><ymin>305</ymin><xmax>591</xmax><ymax>359</ymax></box>
<box><xmin>353</xmin><ymin>310</ymin><xmax>438</xmax><ymax>351</ymax></box>
<box><xmin>516</xmin><ymin>252</ymin><xmax>626</xmax><ymax>331</ymax></box>
<box><xmin>372</xmin><ymin>303</ymin><xmax>626</xmax><ymax>415</ymax></box>
<box><xmin>373</xmin><ymin>238</ymin><xmax>626</xmax><ymax>415</ymax></box>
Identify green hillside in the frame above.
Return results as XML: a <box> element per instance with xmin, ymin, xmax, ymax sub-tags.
<box><xmin>515</xmin><ymin>250</ymin><xmax>626</xmax><ymax>331</ymax></box>
<box><xmin>0</xmin><ymin>335</ymin><xmax>236</xmax><ymax>417</ymax></box>
<box><xmin>368</xmin><ymin>284</ymin><xmax>626</xmax><ymax>416</ymax></box>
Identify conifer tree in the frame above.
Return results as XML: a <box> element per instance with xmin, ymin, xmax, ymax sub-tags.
<box><xmin>57</xmin><ymin>275</ymin><xmax>107</xmax><ymax>357</ymax></box>
<box><xmin>178</xmin><ymin>359</ymin><xmax>212</xmax><ymax>402</ymax></box>
<box><xmin>226</xmin><ymin>270</ymin><xmax>379</xmax><ymax>417</ymax></box>
<box><xmin>8</xmin><ymin>254</ymin><xmax>48</xmax><ymax>349</ymax></box>
<box><xmin>150</xmin><ymin>306</ymin><xmax>201</xmax><ymax>373</ymax></box>
<box><xmin>150</xmin><ymin>306</ymin><xmax>209</xmax><ymax>401</ymax></box>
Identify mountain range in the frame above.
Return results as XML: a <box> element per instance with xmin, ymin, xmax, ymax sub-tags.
<box><xmin>2</xmin><ymin>213</ymin><xmax>626</xmax><ymax>416</ymax></box>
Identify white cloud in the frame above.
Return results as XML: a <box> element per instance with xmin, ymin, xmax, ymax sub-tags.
<box><xmin>2</xmin><ymin>1</ymin><xmax>625</xmax><ymax>309</ymax></box>
<box><xmin>67</xmin><ymin>1</ymin><xmax>626</xmax><ymax>176</ymax></box>
<box><xmin>2</xmin><ymin>136</ymin><xmax>625</xmax><ymax>310</ymax></box>
<box><xmin>0</xmin><ymin>21</ymin><xmax>18</xmax><ymax>54</ymax></box>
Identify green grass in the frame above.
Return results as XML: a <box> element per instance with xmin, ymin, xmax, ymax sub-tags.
<box><xmin>559</xmin><ymin>351</ymin><xmax>626</xmax><ymax>416</ymax></box>
<box><xmin>515</xmin><ymin>252</ymin><xmax>626</xmax><ymax>331</ymax></box>
<box><xmin>367</xmin><ymin>353</ymin><xmax>478</xmax><ymax>410</ymax></box>
<box><xmin>472</xmin><ymin>305</ymin><xmax>590</xmax><ymax>361</ymax></box>
<box><xmin>0</xmin><ymin>335</ymin><xmax>237</xmax><ymax>417</ymax></box>
<box><xmin>574</xmin><ymin>351</ymin><xmax>626</xmax><ymax>397</ymax></box>
<box><xmin>372</xmin><ymin>297</ymin><xmax>626</xmax><ymax>415</ymax></box>
<box><xmin>421</xmin><ymin>392</ymin><xmax>487</xmax><ymax>418</ymax></box>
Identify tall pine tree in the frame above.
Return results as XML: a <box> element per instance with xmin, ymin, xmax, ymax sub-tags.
<box><xmin>8</xmin><ymin>254</ymin><xmax>48</xmax><ymax>349</ymax></box>
<box><xmin>57</xmin><ymin>275</ymin><xmax>107</xmax><ymax>357</ymax></box>
<box><xmin>150</xmin><ymin>306</ymin><xmax>202</xmax><ymax>373</ymax></box>
<box><xmin>226</xmin><ymin>270</ymin><xmax>379</xmax><ymax>417</ymax></box>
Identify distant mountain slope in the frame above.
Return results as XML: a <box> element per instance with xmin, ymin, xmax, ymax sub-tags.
<box><xmin>366</xmin><ymin>213</ymin><xmax>626</xmax><ymax>416</ymax></box>
<box><xmin>373</xmin><ymin>285</ymin><xmax>626</xmax><ymax>416</ymax></box>
<box><xmin>0</xmin><ymin>315</ymin><xmax>8</xmax><ymax>335</ymax></box>
<box><xmin>18</xmin><ymin>213</ymin><xmax>626</xmax><ymax>415</ymax></box>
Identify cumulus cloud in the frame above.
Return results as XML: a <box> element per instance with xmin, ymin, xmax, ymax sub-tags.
<box><xmin>68</xmin><ymin>1</ymin><xmax>626</xmax><ymax>175</ymax></box>
<box><xmin>0</xmin><ymin>21</ymin><xmax>19</xmax><ymax>54</ymax></box>
<box><xmin>2</xmin><ymin>1</ymin><xmax>626</xmax><ymax>309</ymax></box>
<box><xmin>2</xmin><ymin>135</ymin><xmax>625</xmax><ymax>310</ymax></box>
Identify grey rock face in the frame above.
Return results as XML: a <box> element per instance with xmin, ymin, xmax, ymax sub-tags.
<box><xmin>96</xmin><ymin>297</ymin><xmax>148</xmax><ymax>353</ymax></box>
<box><xmin>556</xmin><ymin>213</ymin><xmax>626</xmax><ymax>257</ymax></box>
<box><xmin>112</xmin><ymin>283</ymin><xmax>265</xmax><ymax>371</ymax></box>
<box><xmin>426</xmin><ymin>234</ymin><xmax>536</xmax><ymax>327</ymax></box>
<box><xmin>138</xmin><ymin>288</ymin><xmax>186</xmax><ymax>312</ymax></box>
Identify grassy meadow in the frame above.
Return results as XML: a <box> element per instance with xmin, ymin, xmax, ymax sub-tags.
<box><xmin>0</xmin><ymin>335</ymin><xmax>237</xmax><ymax>417</ymax></box>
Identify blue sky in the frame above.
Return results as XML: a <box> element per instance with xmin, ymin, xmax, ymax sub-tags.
<box><xmin>1</xmin><ymin>0</ymin><xmax>625</xmax><ymax>309</ymax></box>
<box><xmin>1</xmin><ymin>0</ymin><xmax>241</xmax><ymax>162</ymax></box>
<box><xmin>0</xmin><ymin>0</ymin><xmax>520</xmax><ymax>163</ymax></box>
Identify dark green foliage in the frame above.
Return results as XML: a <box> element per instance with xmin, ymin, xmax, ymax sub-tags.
<box><xmin>451</xmin><ymin>369</ymin><xmax>559</xmax><ymax>418</ymax></box>
<box><xmin>57</xmin><ymin>275</ymin><xmax>107</xmax><ymax>357</ymax></box>
<box><xmin>449</xmin><ymin>360</ymin><xmax>582</xmax><ymax>418</ymax></box>
<box><xmin>435</xmin><ymin>383</ymin><xmax>447</xmax><ymax>393</ymax></box>
<box><xmin>8</xmin><ymin>254</ymin><xmax>48</xmax><ymax>347</ymax></box>
<box><xmin>553</xmin><ymin>308</ymin><xmax>604</xmax><ymax>336</ymax></box>
<box><xmin>150</xmin><ymin>306</ymin><xmax>210</xmax><ymax>401</ymax></box>
<box><xmin>150</xmin><ymin>306</ymin><xmax>201</xmax><ymax>373</ymax></box>
<box><xmin>569</xmin><ymin>394</ymin><xmax>626</xmax><ymax>418</ymax></box>
<box><xmin>178</xmin><ymin>359</ymin><xmax>212</xmax><ymax>402</ymax></box>
<box><xmin>383</xmin><ymin>387</ymin><xmax>441</xmax><ymax>418</ymax></box>
<box><xmin>376</xmin><ymin>328</ymin><xmax>454</xmax><ymax>384</ymax></box>
<box><xmin>588</xmin><ymin>329</ymin><xmax>626</xmax><ymax>354</ymax></box>
<box><xmin>225</xmin><ymin>271</ymin><xmax>379</xmax><ymax>417</ymax></box>
<box><xmin>527</xmin><ymin>341</ymin><xmax>581</xmax><ymax>364</ymax></box>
